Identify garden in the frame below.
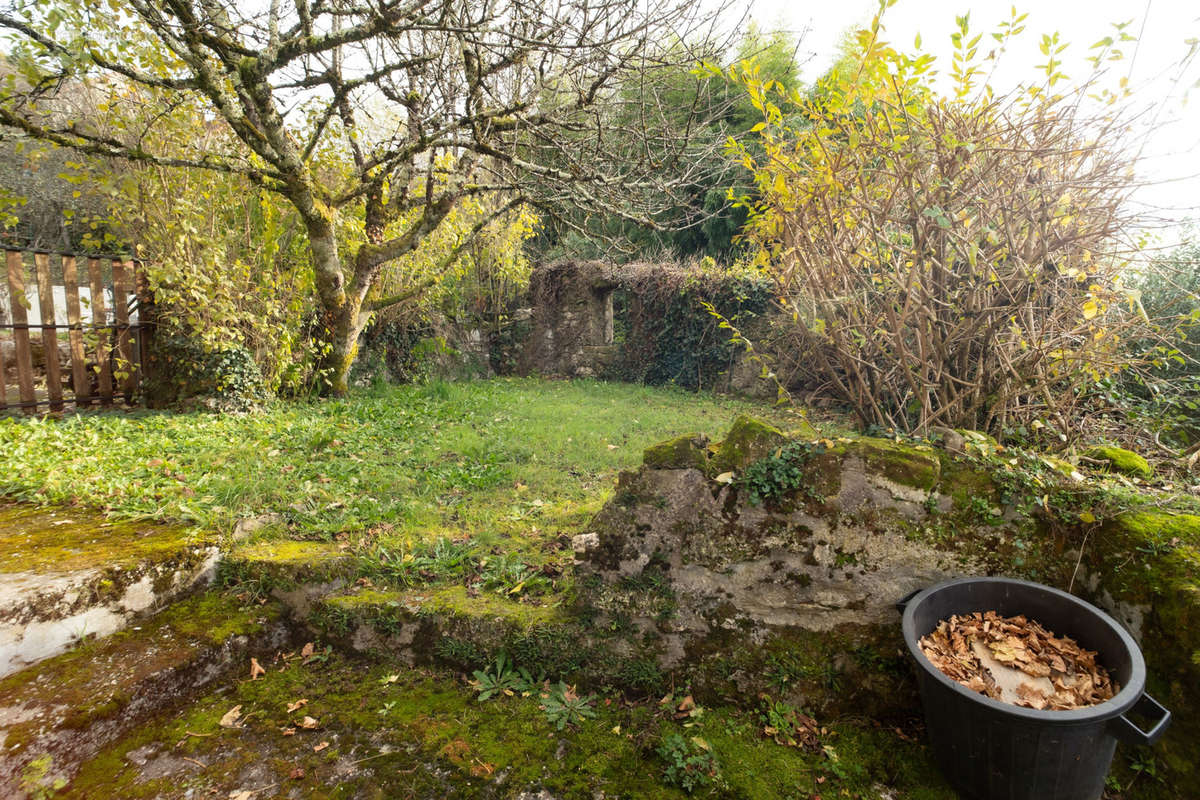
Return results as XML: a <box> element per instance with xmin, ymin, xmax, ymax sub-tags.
<box><xmin>0</xmin><ymin>1</ymin><xmax>1199</xmax><ymax>799</ymax></box>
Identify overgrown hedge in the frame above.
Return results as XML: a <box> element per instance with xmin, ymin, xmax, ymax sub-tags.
<box><xmin>609</xmin><ymin>265</ymin><xmax>773</xmax><ymax>390</ymax></box>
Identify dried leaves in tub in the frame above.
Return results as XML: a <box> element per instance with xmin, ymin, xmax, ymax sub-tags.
<box><xmin>919</xmin><ymin>611</ymin><xmax>1118</xmax><ymax>710</ymax></box>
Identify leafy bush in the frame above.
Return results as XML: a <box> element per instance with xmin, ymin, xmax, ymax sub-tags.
<box><xmin>149</xmin><ymin>335</ymin><xmax>267</xmax><ymax>412</ymax></box>
<box><xmin>658</xmin><ymin>733</ymin><xmax>720</xmax><ymax>793</ymax></box>
<box><xmin>723</xmin><ymin>10</ymin><xmax>1152</xmax><ymax>435</ymax></box>
<box><xmin>1109</xmin><ymin>240</ymin><xmax>1200</xmax><ymax>447</ymax></box>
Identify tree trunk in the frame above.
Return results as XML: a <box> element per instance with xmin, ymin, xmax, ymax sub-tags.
<box><xmin>305</xmin><ymin>218</ymin><xmax>362</xmax><ymax>396</ymax></box>
<box><xmin>326</xmin><ymin>295</ymin><xmax>364</xmax><ymax>396</ymax></box>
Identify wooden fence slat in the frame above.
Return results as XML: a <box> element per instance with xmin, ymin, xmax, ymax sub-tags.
<box><xmin>61</xmin><ymin>255</ymin><xmax>90</xmax><ymax>405</ymax></box>
<box><xmin>112</xmin><ymin>259</ymin><xmax>135</xmax><ymax>403</ymax></box>
<box><xmin>87</xmin><ymin>257</ymin><xmax>113</xmax><ymax>403</ymax></box>
<box><xmin>5</xmin><ymin>251</ymin><xmax>36</xmax><ymax>413</ymax></box>
<box><xmin>134</xmin><ymin>262</ymin><xmax>155</xmax><ymax>396</ymax></box>
<box><xmin>0</xmin><ymin>296</ymin><xmax>8</xmax><ymax>409</ymax></box>
<box><xmin>33</xmin><ymin>252</ymin><xmax>63</xmax><ymax>411</ymax></box>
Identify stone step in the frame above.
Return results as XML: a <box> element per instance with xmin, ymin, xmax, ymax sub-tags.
<box><xmin>0</xmin><ymin>503</ymin><xmax>220</xmax><ymax>677</ymax></box>
<box><xmin>219</xmin><ymin>538</ymin><xmax>359</xmax><ymax>619</ymax></box>
<box><xmin>307</xmin><ymin>583</ymin><xmax>566</xmax><ymax>664</ymax></box>
<box><xmin>0</xmin><ymin>590</ymin><xmax>293</xmax><ymax>798</ymax></box>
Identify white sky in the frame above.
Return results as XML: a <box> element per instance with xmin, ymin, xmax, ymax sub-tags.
<box><xmin>743</xmin><ymin>0</ymin><xmax>1200</xmax><ymax>242</ymax></box>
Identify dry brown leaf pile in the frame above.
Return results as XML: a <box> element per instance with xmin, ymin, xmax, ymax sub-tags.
<box><xmin>919</xmin><ymin>611</ymin><xmax>1118</xmax><ymax>710</ymax></box>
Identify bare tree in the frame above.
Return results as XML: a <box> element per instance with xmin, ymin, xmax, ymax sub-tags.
<box><xmin>0</xmin><ymin>0</ymin><xmax>735</xmax><ymax>392</ymax></box>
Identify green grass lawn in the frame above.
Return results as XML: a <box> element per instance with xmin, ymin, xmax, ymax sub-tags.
<box><xmin>0</xmin><ymin>378</ymin><xmax>801</xmax><ymax>549</ymax></box>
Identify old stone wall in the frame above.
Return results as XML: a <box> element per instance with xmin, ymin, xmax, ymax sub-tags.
<box><xmin>519</xmin><ymin>259</ymin><xmax>778</xmax><ymax>394</ymax></box>
<box><xmin>518</xmin><ymin>260</ymin><xmax>622</xmax><ymax>378</ymax></box>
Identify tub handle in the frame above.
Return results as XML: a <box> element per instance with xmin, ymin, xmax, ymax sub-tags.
<box><xmin>1111</xmin><ymin>693</ymin><xmax>1172</xmax><ymax>747</ymax></box>
<box><xmin>895</xmin><ymin>587</ymin><xmax>922</xmax><ymax>615</ymax></box>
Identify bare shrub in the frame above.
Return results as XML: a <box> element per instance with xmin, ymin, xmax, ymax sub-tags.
<box><xmin>725</xmin><ymin>12</ymin><xmax>1158</xmax><ymax>435</ymax></box>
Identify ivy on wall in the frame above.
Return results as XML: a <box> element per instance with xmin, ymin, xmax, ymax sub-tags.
<box><xmin>608</xmin><ymin>265</ymin><xmax>773</xmax><ymax>391</ymax></box>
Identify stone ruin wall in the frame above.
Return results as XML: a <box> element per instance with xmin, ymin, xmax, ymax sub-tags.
<box><xmin>517</xmin><ymin>259</ymin><xmax>777</xmax><ymax>396</ymax></box>
<box><xmin>518</xmin><ymin>260</ymin><xmax>623</xmax><ymax>379</ymax></box>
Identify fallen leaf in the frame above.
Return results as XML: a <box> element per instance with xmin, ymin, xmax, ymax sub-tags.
<box><xmin>280</xmin><ymin>727</ymin><xmax>296</xmax><ymax>736</ymax></box>
<box><xmin>289</xmin><ymin>767</ymin><xmax>305</xmax><ymax>779</ymax></box>
<box><xmin>229</xmin><ymin>792</ymin><xmax>252</xmax><ymax>800</ymax></box>
<box><xmin>299</xmin><ymin>716</ymin><xmax>319</xmax><ymax>730</ymax></box>
<box><xmin>714</xmin><ymin>471</ymin><xmax>735</xmax><ymax>484</ymax></box>
<box><xmin>313</xmin><ymin>741</ymin><xmax>329</xmax><ymax>752</ymax></box>
<box><xmin>286</xmin><ymin>699</ymin><xmax>308</xmax><ymax>713</ymax></box>
<box><xmin>300</xmin><ymin>642</ymin><xmax>315</xmax><ymax>659</ymax></box>
<box><xmin>249</xmin><ymin>658</ymin><xmax>266</xmax><ymax>681</ymax></box>
<box><xmin>920</xmin><ymin>611</ymin><xmax>1117</xmax><ymax>711</ymax></box>
<box><xmin>219</xmin><ymin>705</ymin><xmax>243</xmax><ymax>728</ymax></box>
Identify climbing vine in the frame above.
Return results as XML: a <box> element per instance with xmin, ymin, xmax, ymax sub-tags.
<box><xmin>609</xmin><ymin>263</ymin><xmax>773</xmax><ymax>390</ymax></box>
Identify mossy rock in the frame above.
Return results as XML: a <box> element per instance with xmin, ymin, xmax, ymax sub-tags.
<box><xmin>711</xmin><ymin>415</ymin><xmax>787</xmax><ymax>474</ymax></box>
<box><xmin>642</xmin><ymin>433</ymin><xmax>709</xmax><ymax>471</ymax></box>
<box><xmin>311</xmin><ymin>584</ymin><xmax>567</xmax><ymax>658</ymax></box>
<box><xmin>846</xmin><ymin>438</ymin><xmax>941</xmax><ymax>491</ymax></box>
<box><xmin>221</xmin><ymin>539</ymin><xmax>355</xmax><ymax>589</ymax></box>
<box><xmin>1085</xmin><ymin>445</ymin><xmax>1153</xmax><ymax>479</ymax></box>
<box><xmin>0</xmin><ymin>590</ymin><xmax>284</xmax><ymax>791</ymax></box>
<box><xmin>0</xmin><ymin>503</ymin><xmax>203</xmax><ymax>574</ymax></box>
<box><xmin>937</xmin><ymin>458</ymin><xmax>997</xmax><ymax>508</ymax></box>
<box><xmin>1092</xmin><ymin>511</ymin><xmax>1200</xmax><ymax>791</ymax></box>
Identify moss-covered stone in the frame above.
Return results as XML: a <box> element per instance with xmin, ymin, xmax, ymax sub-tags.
<box><xmin>0</xmin><ymin>590</ymin><xmax>287</xmax><ymax>795</ymax></box>
<box><xmin>57</xmin><ymin>651</ymin><xmax>956</xmax><ymax>800</ymax></box>
<box><xmin>711</xmin><ymin>415</ymin><xmax>787</xmax><ymax>474</ymax></box>
<box><xmin>310</xmin><ymin>583</ymin><xmax>568</xmax><ymax>660</ymax></box>
<box><xmin>847</xmin><ymin>438</ymin><xmax>941</xmax><ymax>491</ymax></box>
<box><xmin>936</xmin><ymin>458</ymin><xmax>996</xmax><ymax>509</ymax></box>
<box><xmin>221</xmin><ymin>538</ymin><xmax>355</xmax><ymax>589</ymax></box>
<box><xmin>642</xmin><ymin>433</ymin><xmax>709</xmax><ymax>471</ymax></box>
<box><xmin>0</xmin><ymin>503</ymin><xmax>203</xmax><ymax>574</ymax></box>
<box><xmin>424</xmin><ymin>585</ymin><xmax>565</xmax><ymax>628</ymax></box>
<box><xmin>1086</xmin><ymin>511</ymin><xmax>1200</xmax><ymax>793</ymax></box>
<box><xmin>1085</xmin><ymin>445</ymin><xmax>1153</xmax><ymax>479</ymax></box>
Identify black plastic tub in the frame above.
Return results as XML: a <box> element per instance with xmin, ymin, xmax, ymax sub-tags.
<box><xmin>898</xmin><ymin>577</ymin><xmax>1170</xmax><ymax>800</ymax></box>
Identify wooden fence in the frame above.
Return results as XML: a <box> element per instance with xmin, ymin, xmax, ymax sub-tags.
<box><xmin>0</xmin><ymin>248</ymin><xmax>154</xmax><ymax>414</ymax></box>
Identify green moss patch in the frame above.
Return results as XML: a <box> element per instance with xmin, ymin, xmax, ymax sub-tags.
<box><xmin>1085</xmin><ymin>445</ymin><xmax>1153</xmax><ymax>479</ymax></box>
<box><xmin>711</xmin><ymin>415</ymin><xmax>788</xmax><ymax>474</ymax></box>
<box><xmin>222</xmin><ymin>539</ymin><xmax>355</xmax><ymax>588</ymax></box>
<box><xmin>0</xmin><ymin>591</ymin><xmax>273</xmax><ymax>755</ymax></box>
<box><xmin>643</xmin><ymin>433</ymin><xmax>709</xmax><ymax>471</ymax></box>
<box><xmin>60</xmin><ymin>652</ymin><xmax>955</xmax><ymax>800</ymax></box>
<box><xmin>848</xmin><ymin>438</ymin><xmax>941</xmax><ymax>491</ymax></box>
<box><xmin>425</xmin><ymin>585</ymin><xmax>565</xmax><ymax>627</ymax></box>
<box><xmin>311</xmin><ymin>583</ymin><xmax>566</xmax><ymax>649</ymax></box>
<box><xmin>0</xmin><ymin>503</ymin><xmax>202</xmax><ymax>574</ymax></box>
